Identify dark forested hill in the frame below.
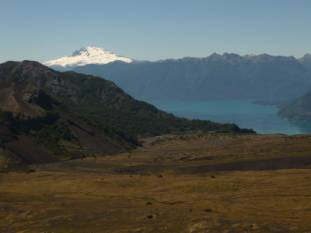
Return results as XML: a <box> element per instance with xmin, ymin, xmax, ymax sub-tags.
<box><xmin>0</xmin><ymin>61</ymin><xmax>251</xmax><ymax>170</ymax></box>
<box><xmin>279</xmin><ymin>90</ymin><xmax>311</xmax><ymax>122</ymax></box>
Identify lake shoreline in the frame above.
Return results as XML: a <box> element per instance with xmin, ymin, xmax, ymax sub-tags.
<box><xmin>150</xmin><ymin>99</ymin><xmax>307</xmax><ymax>135</ymax></box>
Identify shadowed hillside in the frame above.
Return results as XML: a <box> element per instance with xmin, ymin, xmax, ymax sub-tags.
<box><xmin>0</xmin><ymin>61</ymin><xmax>252</xmax><ymax>170</ymax></box>
<box><xmin>279</xmin><ymin>89</ymin><xmax>311</xmax><ymax>123</ymax></box>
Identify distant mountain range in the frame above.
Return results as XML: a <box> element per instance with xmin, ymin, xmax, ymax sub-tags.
<box><xmin>0</xmin><ymin>61</ymin><xmax>251</xmax><ymax>170</ymax></box>
<box><xmin>46</xmin><ymin>48</ymin><xmax>311</xmax><ymax>102</ymax></box>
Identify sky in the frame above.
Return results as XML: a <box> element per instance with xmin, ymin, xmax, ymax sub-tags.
<box><xmin>0</xmin><ymin>0</ymin><xmax>310</xmax><ymax>63</ymax></box>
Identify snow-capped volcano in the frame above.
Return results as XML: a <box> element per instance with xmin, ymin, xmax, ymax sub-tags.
<box><xmin>45</xmin><ymin>46</ymin><xmax>133</xmax><ymax>68</ymax></box>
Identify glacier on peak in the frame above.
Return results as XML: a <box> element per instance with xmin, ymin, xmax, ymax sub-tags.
<box><xmin>44</xmin><ymin>46</ymin><xmax>133</xmax><ymax>68</ymax></box>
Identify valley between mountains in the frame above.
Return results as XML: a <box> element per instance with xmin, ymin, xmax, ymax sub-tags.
<box><xmin>2</xmin><ymin>2</ymin><xmax>311</xmax><ymax>233</ymax></box>
<box><xmin>0</xmin><ymin>60</ymin><xmax>311</xmax><ymax>233</ymax></box>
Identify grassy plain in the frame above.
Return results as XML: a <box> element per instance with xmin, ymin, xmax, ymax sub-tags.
<box><xmin>1</xmin><ymin>133</ymin><xmax>311</xmax><ymax>233</ymax></box>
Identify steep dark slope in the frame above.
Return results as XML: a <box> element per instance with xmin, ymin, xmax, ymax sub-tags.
<box><xmin>0</xmin><ymin>61</ymin><xmax>252</xmax><ymax>170</ymax></box>
<box><xmin>74</xmin><ymin>54</ymin><xmax>311</xmax><ymax>102</ymax></box>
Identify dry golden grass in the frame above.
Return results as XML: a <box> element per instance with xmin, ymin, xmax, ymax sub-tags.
<box><xmin>0</xmin><ymin>134</ymin><xmax>311</xmax><ymax>233</ymax></box>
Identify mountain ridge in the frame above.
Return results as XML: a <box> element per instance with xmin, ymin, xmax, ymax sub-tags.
<box><xmin>71</xmin><ymin>53</ymin><xmax>311</xmax><ymax>102</ymax></box>
<box><xmin>0</xmin><ymin>61</ymin><xmax>252</xmax><ymax>170</ymax></box>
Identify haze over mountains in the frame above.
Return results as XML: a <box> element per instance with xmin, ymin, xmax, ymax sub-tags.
<box><xmin>46</xmin><ymin>47</ymin><xmax>311</xmax><ymax>103</ymax></box>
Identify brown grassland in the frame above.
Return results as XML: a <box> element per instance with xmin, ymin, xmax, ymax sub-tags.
<box><xmin>0</xmin><ymin>133</ymin><xmax>311</xmax><ymax>233</ymax></box>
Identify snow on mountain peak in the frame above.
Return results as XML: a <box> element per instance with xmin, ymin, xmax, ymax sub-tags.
<box><xmin>45</xmin><ymin>46</ymin><xmax>133</xmax><ymax>68</ymax></box>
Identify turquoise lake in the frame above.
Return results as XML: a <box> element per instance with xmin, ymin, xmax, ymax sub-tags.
<box><xmin>151</xmin><ymin>99</ymin><xmax>308</xmax><ymax>135</ymax></box>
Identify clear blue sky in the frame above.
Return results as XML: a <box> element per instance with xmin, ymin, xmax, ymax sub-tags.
<box><xmin>0</xmin><ymin>0</ymin><xmax>310</xmax><ymax>63</ymax></box>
